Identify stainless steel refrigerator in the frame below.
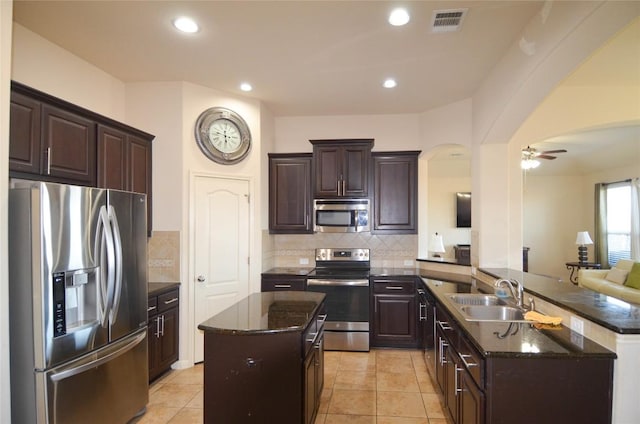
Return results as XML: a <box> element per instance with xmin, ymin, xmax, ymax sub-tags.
<box><xmin>9</xmin><ymin>181</ymin><xmax>149</xmax><ymax>423</ymax></box>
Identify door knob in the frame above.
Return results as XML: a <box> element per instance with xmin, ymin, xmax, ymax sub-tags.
<box><xmin>197</xmin><ymin>275</ymin><xmax>206</xmax><ymax>282</ymax></box>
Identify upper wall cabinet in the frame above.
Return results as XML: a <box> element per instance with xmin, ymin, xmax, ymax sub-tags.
<box><xmin>268</xmin><ymin>153</ymin><xmax>313</xmax><ymax>234</ymax></box>
<box><xmin>10</xmin><ymin>90</ymin><xmax>97</xmax><ymax>186</ymax></box>
<box><xmin>310</xmin><ymin>139</ymin><xmax>373</xmax><ymax>198</ymax></box>
<box><xmin>372</xmin><ymin>151</ymin><xmax>420</xmax><ymax>234</ymax></box>
<box><xmin>98</xmin><ymin>124</ymin><xmax>153</xmax><ymax>232</ymax></box>
<box><xmin>9</xmin><ymin>81</ymin><xmax>154</xmax><ymax>234</ymax></box>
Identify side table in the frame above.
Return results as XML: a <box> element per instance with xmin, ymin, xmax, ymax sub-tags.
<box><xmin>566</xmin><ymin>262</ymin><xmax>601</xmax><ymax>285</ymax></box>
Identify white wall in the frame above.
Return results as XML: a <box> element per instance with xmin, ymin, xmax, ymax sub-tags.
<box><xmin>1</xmin><ymin>2</ymin><xmax>13</xmax><ymax>421</ymax></box>
<box><xmin>473</xmin><ymin>2</ymin><xmax>639</xmax><ymax>269</ymax></box>
<box><xmin>12</xmin><ymin>23</ymin><xmax>126</xmax><ymax>122</ymax></box>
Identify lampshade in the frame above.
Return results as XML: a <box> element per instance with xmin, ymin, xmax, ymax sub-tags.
<box><xmin>429</xmin><ymin>233</ymin><xmax>445</xmax><ymax>253</ymax></box>
<box><xmin>575</xmin><ymin>231</ymin><xmax>593</xmax><ymax>245</ymax></box>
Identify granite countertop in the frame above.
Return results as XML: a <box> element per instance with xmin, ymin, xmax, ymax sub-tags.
<box><xmin>481</xmin><ymin>268</ymin><xmax>640</xmax><ymax>334</ymax></box>
<box><xmin>148</xmin><ymin>281</ymin><xmax>180</xmax><ymax>296</ymax></box>
<box><xmin>421</xmin><ymin>277</ymin><xmax>615</xmax><ymax>359</ymax></box>
<box><xmin>261</xmin><ymin>267</ymin><xmax>312</xmax><ymax>276</ymax></box>
<box><xmin>198</xmin><ymin>291</ymin><xmax>325</xmax><ymax>334</ymax></box>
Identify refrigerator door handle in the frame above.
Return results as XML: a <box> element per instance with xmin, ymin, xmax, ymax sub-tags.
<box><xmin>108</xmin><ymin>205</ymin><xmax>123</xmax><ymax>323</ymax></box>
<box><xmin>49</xmin><ymin>329</ymin><xmax>146</xmax><ymax>383</ymax></box>
<box><xmin>95</xmin><ymin>206</ymin><xmax>116</xmax><ymax>327</ymax></box>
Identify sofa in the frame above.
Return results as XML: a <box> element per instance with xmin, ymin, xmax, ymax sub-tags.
<box><xmin>578</xmin><ymin>259</ymin><xmax>640</xmax><ymax>305</ymax></box>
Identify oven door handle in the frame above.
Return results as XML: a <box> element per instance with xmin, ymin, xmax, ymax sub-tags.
<box><xmin>307</xmin><ymin>279</ymin><xmax>369</xmax><ymax>287</ymax></box>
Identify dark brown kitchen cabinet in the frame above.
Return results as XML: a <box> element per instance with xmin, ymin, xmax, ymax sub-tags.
<box><xmin>371</xmin><ymin>277</ymin><xmax>420</xmax><ymax>348</ymax></box>
<box><xmin>9</xmin><ymin>91</ymin><xmax>41</xmax><ymax>175</ymax></box>
<box><xmin>435</xmin><ymin>303</ymin><xmax>484</xmax><ymax>424</ymax></box>
<box><xmin>371</xmin><ymin>151</ymin><xmax>419</xmax><ymax>234</ymax></box>
<box><xmin>261</xmin><ymin>273</ymin><xmax>307</xmax><ymax>291</ymax></box>
<box><xmin>148</xmin><ymin>288</ymin><xmax>179</xmax><ymax>382</ymax></box>
<box><xmin>9</xmin><ymin>81</ymin><xmax>154</xmax><ymax>234</ymax></box>
<box><xmin>311</xmin><ymin>139</ymin><xmax>372</xmax><ymax>198</ymax></box>
<box><xmin>431</xmin><ymin>299</ymin><xmax>613</xmax><ymax>424</ymax></box>
<box><xmin>268</xmin><ymin>153</ymin><xmax>313</xmax><ymax>234</ymax></box>
<box><xmin>98</xmin><ymin>125</ymin><xmax>153</xmax><ymax>233</ymax></box>
<box><xmin>10</xmin><ymin>88</ymin><xmax>96</xmax><ymax>186</ymax></box>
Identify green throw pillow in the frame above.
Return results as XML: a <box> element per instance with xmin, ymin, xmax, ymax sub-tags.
<box><xmin>624</xmin><ymin>262</ymin><xmax>640</xmax><ymax>290</ymax></box>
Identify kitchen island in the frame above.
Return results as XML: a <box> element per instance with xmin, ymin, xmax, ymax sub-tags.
<box><xmin>476</xmin><ymin>268</ymin><xmax>640</xmax><ymax>424</ymax></box>
<box><xmin>198</xmin><ymin>291</ymin><xmax>326</xmax><ymax>424</ymax></box>
<box><xmin>421</xmin><ymin>276</ymin><xmax>616</xmax><ymax>424</ymax></box>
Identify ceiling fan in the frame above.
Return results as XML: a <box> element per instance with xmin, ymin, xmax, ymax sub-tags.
<box><xmin>521</xmin><ymin>146</ymin><xmax>567</xmax><ymax>169</ymax></box>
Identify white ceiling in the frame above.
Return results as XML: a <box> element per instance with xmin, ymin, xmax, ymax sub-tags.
<box><xmin>12</xmin><ymin>0</ymin><xmax>543</xmax><ymax>117</ymax></box>
<box><xmin>12</xmin><ymin>1</ymin><xmax>639</xmax><ymax>177</ymax></box>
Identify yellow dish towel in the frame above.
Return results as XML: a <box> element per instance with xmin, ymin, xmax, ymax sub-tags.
<box><xmin>524</xmin><ymin>311</ymin><xmax>562</xmax><ymax>326</ymax></box>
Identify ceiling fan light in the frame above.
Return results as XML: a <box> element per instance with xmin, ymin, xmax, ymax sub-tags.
<box><xmin>521</xmin><ymin>158</ymin><xmax>540</xmax><ymax>170</ymax></box>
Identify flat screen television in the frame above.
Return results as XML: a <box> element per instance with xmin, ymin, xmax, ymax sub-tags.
<box><xmin>456</xmin><ymin>192</ymin><xmax>471</xmax><ymax>228</ymax></box>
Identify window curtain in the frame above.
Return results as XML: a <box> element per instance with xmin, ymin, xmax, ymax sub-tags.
<box><xmin>594</xmin><ymin>183</ymin><xmax>609</xmax><ymax>268</ymax></box>
<box><xmin>631</xmin><ymin>177</ymin><xmax>640</xmax><ymax>261</ymax></box>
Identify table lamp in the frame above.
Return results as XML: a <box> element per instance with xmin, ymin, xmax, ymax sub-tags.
<box><xmin>575</xmin><ymin>231</ymin><xmax>593</xmax><ymax>264</ymax></box>
<box><xmin>429</xmin><ymin>233</ymin><xmax>446</xmax><ymax>258</ymax></box>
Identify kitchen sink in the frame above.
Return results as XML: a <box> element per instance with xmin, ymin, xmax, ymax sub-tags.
<box><xmin>447</xmin><ymin>294</ymin><xmax>504</xmax><ymax>306</ymax></box>
<box><xmin>458</xmin><ymin>305</ymin><xmax>526</xmax><ymax>322</ymax></box>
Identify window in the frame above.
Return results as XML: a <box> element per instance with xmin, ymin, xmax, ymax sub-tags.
<box><xmin>605</xmin><ymin>182</ymin><xmax>631</xmax><ymax>266</ymax></box>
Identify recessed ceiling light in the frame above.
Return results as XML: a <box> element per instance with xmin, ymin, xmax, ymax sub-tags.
<box><xmin>173</xmin><ymin>17</ymin><xmax>199</xmax><ymax>33</ymax></box>
<box><xmin>389</xmin><ymin>8</ymin><xmax>410</xmax><ymax>26</ymax></box>
<box><xmin>383</xmin><ymin>78</ymin><xmax>397</xmax><ymax>88</ymax></box>
<box><xmin>240</xmin><ymin>83</ymin><xmax>253</xmax><ymax>92</ymax></box>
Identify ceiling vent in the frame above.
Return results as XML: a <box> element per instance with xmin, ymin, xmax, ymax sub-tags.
<box><xmin>431</xmin><ymin>8</ymin><xmax>468</xmax><ymax>32</ymax></box>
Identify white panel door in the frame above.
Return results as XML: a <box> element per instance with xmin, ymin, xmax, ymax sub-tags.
<box><xmin>193</xmin><ymin>176</ymin><xmax>250</xmax><ymax>363</ymax></box>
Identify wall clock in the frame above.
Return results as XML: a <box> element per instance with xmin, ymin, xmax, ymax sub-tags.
<box><xmin>194</xmin><ymin>107</ymin><xmax>252</xmax><ymax>164</ymax></box>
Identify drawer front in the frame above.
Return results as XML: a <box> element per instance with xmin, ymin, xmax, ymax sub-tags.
<box><xmin>147</xmin><ymin>296</ymin><xmax>158</xmax><ymax>317</ymax></box>
<box><xmin>261</xmin><ymin>279</ymin><xmax>306</xmax><ymax>291</ymax></box>
<box><xmin>457</xmin><ymin>332</ymin><xmax>484</xmax><ymax>387</ymax></box>
<box><xmin>157</xmin><ymin>289</ymin><xmax>180</xmax><ymax>313</ymax></box>
<box><xmin>373</xmin><ymin>280</ymin><xmax>415</xmax><ymax>295</ymax></box>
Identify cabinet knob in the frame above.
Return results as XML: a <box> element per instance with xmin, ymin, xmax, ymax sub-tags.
<box><xmin>197</xmin><ymin>275</ymin><xmax>205</xmax><ymax>282</ymax></box>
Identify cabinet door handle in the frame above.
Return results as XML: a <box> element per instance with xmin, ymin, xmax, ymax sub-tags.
<box><xmin>385</xmin><ymin>286</ymin><xmax>404</xmax><ymax>290</ymax></box>
<box><xmin>154</xmin><ymin>317</ymin><xmax>161</xmax><ymax>338</ymax></box>
<box><xmin>147</xmin><ymin>305</ymin><xmax>157</xmax><ymax>313</ymax></box>
<box><xmin>438</xmin><ymin>337</ymin><xmax>448</xmax><ymax>366</ymax></box>
<box><xmin>455</xmin><ymin>365</ymin><xmax>463</xmax><ymax>395</ymax></box>
<box><xmin>45</xmin><ymin>147</ymin><xmax>52</xmax><ymax>175</ymax></box>
<box><xmin>342</xmin><ymin>179</ymin><xmax>346</xmax><ymax>196</ymax></box>
<box><xmin>159</xmin><ymin>315</ymin><xmax>165</xmax><ymax>337</ymax></box>
<box><xmin>337</xmin><ymin>180</ymin><xmax>341</xmax><ymax>196</ymax></box>
<box><xmin>460</xmin><ymin>354</ymin><xmax>478</xmax><ymax>368</ymax></box>
<box><xmin>419</xmin><ymin>302</ymin><xmax>427</xmax><ymax>321</ymax></box>
<box><xmin>274</xmin><ymin>284</ymin><xmax>291</xmax><ymax>288</ymax></box>
<box><xmin>163</xmin><ymin>297</ymin><xmax>178</xmax><ymax>305</ymax></box>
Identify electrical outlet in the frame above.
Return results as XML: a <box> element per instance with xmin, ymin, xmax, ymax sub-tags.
<box><xmin>570</xmin><ymin>316</ymin><xmax>584</xmax><ymax>334</ymax></box>
<box><xmin>299</xmin><ymin>258</ymin><xmax>309</xmax><ymax>265</ymax></box>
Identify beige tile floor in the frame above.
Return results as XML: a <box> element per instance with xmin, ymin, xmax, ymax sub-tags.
<box><xmin>134</xmin><ymin>349</ymin><xmax>452</xmax><ymax>424</ymax></box>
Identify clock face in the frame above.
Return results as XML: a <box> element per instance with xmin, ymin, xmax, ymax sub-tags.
<box><xmin>194</xmin><ymin>107</ymin><xmax>252</xmax><ymax>164</ymax></box>
<box><xmin>208</xmin><ymin>120</ymin><xmax>241</xmax><ymax>153</ymax></box>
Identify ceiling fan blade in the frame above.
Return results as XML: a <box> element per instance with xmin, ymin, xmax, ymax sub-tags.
<box><xmin>540</xmin><ymin>149</ymin><xmax>567</xmax><ymax>154</ymax></box>
<box><xmin>537</xmin><ymin>154</ymin><xmax>557</xmax><ymax>160</ymax></box>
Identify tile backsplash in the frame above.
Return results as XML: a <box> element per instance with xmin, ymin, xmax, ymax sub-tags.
<box><xmin>148</xmin><ymin>231</ymin><xmax>180</xmax><ymax>282</ymax></box>
<box><xmin>263</xmin><ymin>231</ymin><xmax>418</xmax><ymax>269</ymax></box>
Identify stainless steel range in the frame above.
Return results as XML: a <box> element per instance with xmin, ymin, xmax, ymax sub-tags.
<box><xmin>306</xmin><ymin>248</ymin><xmax>370</xmax><ymax>351</ymax></box>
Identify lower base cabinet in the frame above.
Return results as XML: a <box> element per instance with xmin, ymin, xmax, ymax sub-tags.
<box><xmin>201</xmin><ymin>302</ymin><xmax>325</xmax><ymax>424</ymax></box>
<box><xmin>432</xmin><ymin>302</ymin><xmax>613</xmax><ymax>424</ymax></box>
<box><xmin>371</xmin><ymin>277</ymin><xmax>420</xmax><ymax>348</ymax></box>
<box><xmin>148</xmin><ymin>287</ymin><xmax>179</xmax><ymax>382</ymax></box>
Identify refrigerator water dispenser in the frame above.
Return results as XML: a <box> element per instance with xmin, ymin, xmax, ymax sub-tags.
<box><xmin>53</xmin><ymin>268</ymin><xmax>98</xmax><ymax>337</ymax></box>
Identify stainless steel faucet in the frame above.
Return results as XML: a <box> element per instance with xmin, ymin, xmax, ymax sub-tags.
<box><xmin>494</xmin><ymin>278</ymin><xmax>524</xmax><ymax>307</ymax></box>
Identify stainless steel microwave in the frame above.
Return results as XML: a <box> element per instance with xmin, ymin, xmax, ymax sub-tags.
<box><xmin>313</xmin><ymin>199</ymin><xmax>370</xmax><ymax>233</ymax></box>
